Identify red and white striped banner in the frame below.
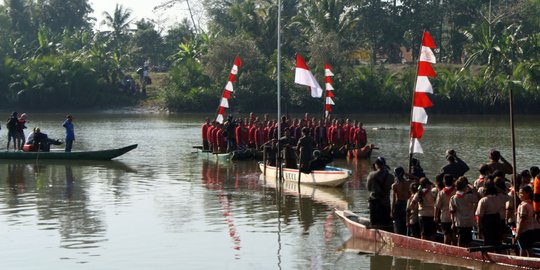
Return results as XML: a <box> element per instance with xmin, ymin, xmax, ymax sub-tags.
<box><xmin>410</xmin><ymin>32</ymin><xmax>436</xmax><ymax>154</ymax></box>
<box><xmin>216</xmin><ymin>56</ymin><xmax>242</xmax><ymax>124</ymax></box>
<box><xmin>324</xmin><ymin>64</ymin><xmax>334</xmax><ymax>117</ymax></box>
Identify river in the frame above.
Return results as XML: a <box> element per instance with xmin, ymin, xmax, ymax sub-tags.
<box><xmin>0</xmin><ymin>112</ymin><xmax>537</xmax><ymax>270</ymax></box>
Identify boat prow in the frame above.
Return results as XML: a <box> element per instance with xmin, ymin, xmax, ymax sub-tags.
<box><xmin>258</xmin><ymin>162</ymin><xmax>351</xmax><ymax>187</ymax></box>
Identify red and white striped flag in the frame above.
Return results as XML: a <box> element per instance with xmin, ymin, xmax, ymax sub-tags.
<box><xmin>410</xmin><ymin>32</ymin><xmax>436</xmax><ymax>154</ymax></box>
<box><xmin>295</xmin><ymin>53</ymin><xmax>323</xmax><ymax>98</ymax></box>
<box><xmin>216</xmin><ymin>56</ymin><xmax>242</xmax><ymax>124</ymax></box>
<box><xmin>324</xmin><ymin>64</ymin><xmax>334</xmax><ymax>117</ymax></box>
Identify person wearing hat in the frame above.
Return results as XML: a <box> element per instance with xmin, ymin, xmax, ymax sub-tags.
<box><xmin>62</xmin><ymin>115</ymin><xmax>75</xmax><ymax>152</ymax></box>
<box><xmin>366</xmin><ymin>157</ymin><xmax>394</xmax><ymax>229</ymax></box>
<box><xmin>486</xmin><ymin>149</ymin><xmax>513</xmax><ymax>175</ymax></box>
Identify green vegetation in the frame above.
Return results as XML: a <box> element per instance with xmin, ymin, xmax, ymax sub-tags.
<box><xmin>0</xmin><ymin>0</ymin><xmax>538</xmax><ymax>114</ymax></box>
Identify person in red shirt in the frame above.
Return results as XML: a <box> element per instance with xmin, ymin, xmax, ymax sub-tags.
<box><xmin>327</xmin><ymin>119</ymin><xmax>335</xmax><ymax>145</ymax></box>
<box><xmin>357</xmin><ymin>122</ymin><xmax>367</xmax><ymax>148</ymax></box>
<box><xmin>332</xmin><ymin>121</ymin><xmax>345</xmax><ymax>147</ymax></box>
<box><xmin>349</xmin><ymin>121</ymin><xmax>358</xmax><ymax>148</ymax></box>
<box><xmin>215</xmin><ymin>124</ymin><xmax>226</xmax><ymax>153</ymax></box>
<box><xmin>211</xmin><ymin>123</ymin><xmax>220</xmax><ymax>153</ymax></box>
<box><xmin>202</xmin><ymin>118</ymin><xmax>211</xmax><ymax>151</ymax></box>
<box><xmin>249</xmin><ymin>122</ymin><xmax>258</xmax><ymax>148</ymax></box>
<box><xmin>343</xmin><ymin>118</ymin><xmax>351</xmax><ymax>146</ymax></box>
<box><xmin>254</xmin><ymin>123</ymin><xmax>265</xmax><ymax>149</ymax></box>
<box><xmin>207</xmin><ymin>121</ymin><xmax>215</xmax><ymax>152</ymax></box>
<box><xmin>235</xmin><ymin>119</ymin><xmax>249</xmax><ymax>151</ymax></box>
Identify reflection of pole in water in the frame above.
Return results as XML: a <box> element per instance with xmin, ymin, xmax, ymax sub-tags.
<box><xmin>65</xmin><ymin>165</ymin><xmax>74</xmax><ymax>199</ymax></box>
<box><xmin>276</xmin><ymin>178</ymin><xmax>282</xmax><ymax>270</ymax></box>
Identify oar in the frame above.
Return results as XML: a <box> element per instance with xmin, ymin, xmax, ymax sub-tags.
<box><xmin>35</xmin><ymin>142</ymin><xmax>41</xmax><ymax>166</ymax></box>
<box><xmin>297</xmin><ymin>147</ymin><xmax>302</xmax><ymax>186</ymax></box>
<box><xmin>263</xmin><ymin>146</ymin><xmax>267</xmax><ymax>176</ymax></box>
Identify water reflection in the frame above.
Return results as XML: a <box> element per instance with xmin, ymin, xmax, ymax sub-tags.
<box><xmin>340</xmin><ymin>237</ymin><xmax>518</xmax><ymax>270</ymax></box>
<box><xmin>0</xmin><ymin>161</ymin><xmax>137</xmax><ymax>263</ymax></box>
<box><xmin>200</xmin><ymin>160</ymin><xmax>349</xmax><ymax>233</ymax></box>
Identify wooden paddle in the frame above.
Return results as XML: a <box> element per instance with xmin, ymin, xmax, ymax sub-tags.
<box><xmin>297</xmin><ymin>147</ymin><xmax>302</xmax><ymax>185</ymax></box>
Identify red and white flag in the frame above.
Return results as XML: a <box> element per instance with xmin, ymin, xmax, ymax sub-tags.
<box><xmin>410</xmin><ymin>32</ymin><xmax>436</xmax><ymax>154</ymax></box>
<box><xmin>216</xmin><ymin>56</ymin><xmax>242</xmax><ymax>124</ymax></box>
<box><xmin>295</xmin><ymin>53</ymin><xmax>323</xmax><ymax>98</ymax></box>
<box><xmin>324</xmin><ymin>64</ymin><xmax>335</xmax><ymax>117</ymax></box>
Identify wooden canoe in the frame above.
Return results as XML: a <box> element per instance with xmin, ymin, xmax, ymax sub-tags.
<box><xmin>334</xmin><ymin>209</ymin><xmax>540</xmax><ymax>269</ymax></box>
<box><xmin>258</xmin><ymin>162</ymin><xmax>351</xmax><ymax>187</ymax></box>
<box><xmin>0</xmin><ymin>144</ymin><xmax>137</xmax><ymax>161</ymax></box>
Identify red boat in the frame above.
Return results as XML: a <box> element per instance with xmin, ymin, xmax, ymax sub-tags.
<box><xmin>334</xmin><ymin>209</ymin><xmax>540</xmax><ymax>269</ymax></box>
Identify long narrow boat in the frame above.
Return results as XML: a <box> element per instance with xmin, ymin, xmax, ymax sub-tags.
<box><xmin>258</xmin><ymin>162</ymin><xmax>351</xmax><ymax>187</ymax></box>
<box><xmin>0</xmin><ymin>144</ymin><xmax>137</xmax><ymax>161</ymax></box>
<box><xmin>339</xmin><ymin>235</ymin><xmax>517</xmax><ymax>270</ymax></box>
<box><xmin>334</xmin><ymin>209</ymin><xmax>540</xmax><ymax>269</ymax></box>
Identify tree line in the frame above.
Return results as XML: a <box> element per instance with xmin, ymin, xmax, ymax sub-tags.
<box><xmin>0</xmin><ymin>0</ymin><xmax>538</xmax><ymax>114</ymax></box>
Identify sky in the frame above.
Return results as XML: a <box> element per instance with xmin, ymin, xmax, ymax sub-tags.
<box><xmin>89</xmin><ymin>0</ymin><xmax>204</xmax><ymax>32</ymax></box>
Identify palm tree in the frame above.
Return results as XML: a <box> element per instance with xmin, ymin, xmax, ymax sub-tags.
<box><xmin>100</xmin><ymin>4</ymin><xmax>133</xmax><ymax>46</ymax></box>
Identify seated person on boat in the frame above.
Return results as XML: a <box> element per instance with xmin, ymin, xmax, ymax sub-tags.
<box><xmin>23</xmin><ymin>127</ymin><xmax>62</xmax><ymax>152</ymax></box>
<box><xmin>308</xmin><ymin>150</ymin><xmax>333</xmax><ymax>172</ymax></box>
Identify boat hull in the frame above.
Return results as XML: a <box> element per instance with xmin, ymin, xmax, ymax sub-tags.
<box><xmin>258</xmin><ymin>162</ymin><xmax>351</xmax><ymax>187</ymax></box>
<box><xmin>334</xmin><ymin>209</ymin><xmax>540</xmax><ymax>269</ymax></box>
<box><xmin>0</xmin><ymin>144</ymin><xmax>137</xmax><ymax>161</ymax></box>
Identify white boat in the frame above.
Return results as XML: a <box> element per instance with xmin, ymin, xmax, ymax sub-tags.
<box><xmin>258</xmin><ymin>162</ymin><xmax>351</xmax><ymax>187</ymax></box>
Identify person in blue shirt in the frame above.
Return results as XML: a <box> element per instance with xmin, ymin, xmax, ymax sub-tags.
<box><xmin>62</xmin><ymin>115</ymin><xmax>75</xmax><ymax>152</ymax></box>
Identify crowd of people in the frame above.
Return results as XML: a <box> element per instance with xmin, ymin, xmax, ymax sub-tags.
<box><xmin>367</xmin><ymin>149</ymin><xmax>540</xmax><ymax>257</ymax></box>
<box><xmin>201</xmin><ymin>113</ymin><xmax>368</xmax><ymax>171</ymax></box>
<box><xmin>4</xmin><ymin>112</ymin><xmax>75</xmax><ymax>152</ymax></box>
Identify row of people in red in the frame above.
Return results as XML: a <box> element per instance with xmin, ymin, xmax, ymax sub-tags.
<box><xmin>201</xmin><ymin>113</ymin><xmax>368</xmax><ymax>153</ymax></box>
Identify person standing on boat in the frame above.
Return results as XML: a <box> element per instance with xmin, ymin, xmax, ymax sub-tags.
<box><xmin>356</xmin><ymin>122</ymin><xmax>367</xmax><ymax>148</ymax></box>
<box><xmin>224</xmin><ymin>116</ymin><xmax>237</xmax><ymax>153</ymax></box>
<box><xmin>314</xmin><ymin>120</ymin><xmax>328</xmax><ymax>149</ymax></box>
<box><xmin>475</xmin><ymin>179</ymin><xmax>505</xmax><ymax>246</ymax></box>
<box><xmin>530</xmin><ymin>166</ymin><xmax>540</xmax><ymax>219</ymax></box>
<box><xmin>235</xmin><ymin>119</ymin><xmax>248</xmax><ymax>151</ymax></box>
<box><xmin>16</xmin><ymin>113</ymin><xmax>28</xmax><ymax>150</ymax></box>
<box><xmin>279</xmin><ymin>128</ymin><xmax>297</xmax><ymax>169</ymax></box>
<box><xmin>62</xmin><ymin>115</ymin><xmax>75</xmax><ymax>152</ymax></box>
<box><xmin>486</xmin><ymin>149</ymin><xmax>513</xmax><ymax>175</ymax></box>
<box><xmin>6</xmin><ymin>112</ymin><xmax>18</xmax><ymax>151</ymax></box>
<box><xmin>515</xmin><ymin>185</ymin><xmax>539</xmax><ymax>257</ymax></box>
<box><xmin>412</xmin><ymin>177</ymin><xmax>437</xmax><ymax>240</ymax></box>
<box><xmin>366</xmin><ymin>157</ymin><xmax>394</xmax><ymax>229</ymax></box>
<box><xmin>202</xmin><ymin>118</ymin><xmax>211</xmax><ymax>151</ymax></box>
<box><xmin>391</xmin><ymin>166</ymin><xmax>410</xmax><ymax>235</ymax></box>
<box><xmin>407</xmin><ymin>182</ymin><xmax>421</xmax><ymax>238</ymax></box>
<box><xmin>296</xmin><ymin>127</ymin><xmax>315</xmax><ymax>174</ymax></box>
<box><xmin>435</xmin><ymin>174</ymin><xmax>457</xmax><ymax>245</ymax></box>
<box><xmin>440</xmin><ymin>149</ymin><xmax>469</xmax><ymax>179</ymax></box>
<box><xmin>449</xmin><ymin>177</ymin><xmax>479</xmax><ymax>247</ymax></box>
